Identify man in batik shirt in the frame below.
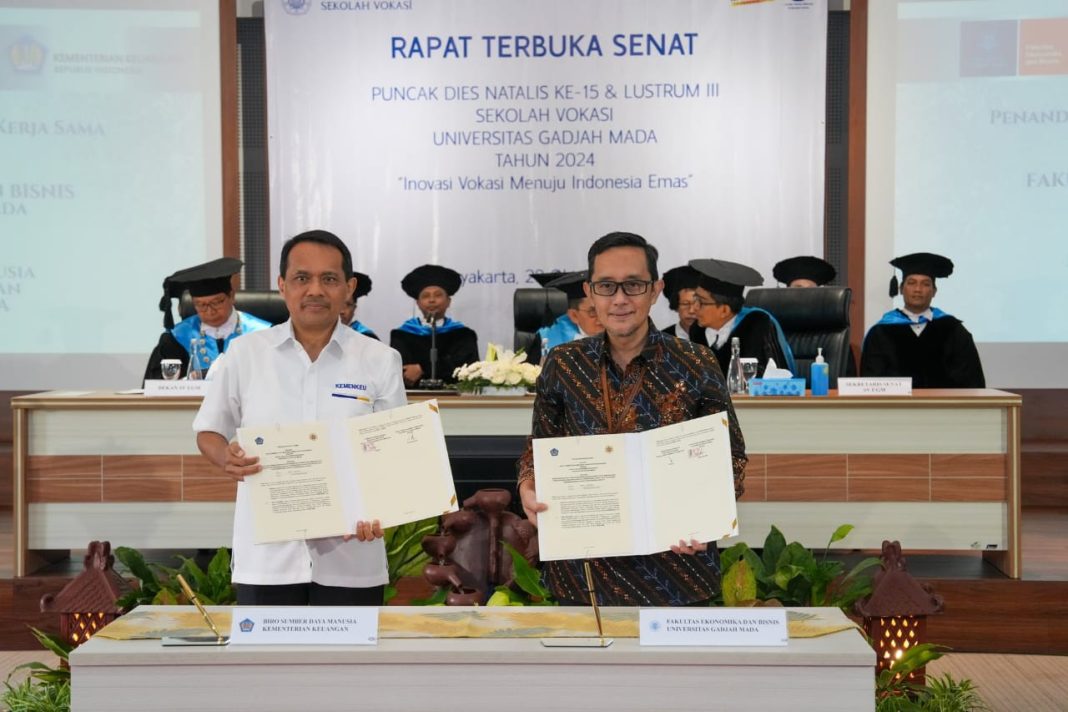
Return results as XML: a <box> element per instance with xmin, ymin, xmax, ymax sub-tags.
<box><xmin>518</xmin><ymin>231</ymin><xmax>747</xmax><ymax>606</ymax></box>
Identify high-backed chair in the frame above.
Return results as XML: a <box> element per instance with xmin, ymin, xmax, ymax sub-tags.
<box><xmin>513</xmin><ymin>288</ymin><xmax>568</xmax><ymax>354</ymax></box>
<box><xmin>180</xmin><ymin>289</ymin><xmax>290</xmax><ymax>325</ymax></box>
<box><xmin>744</xmin><ymin>287</ymin><xmax>852</xmax><ymax>387</ymax></box>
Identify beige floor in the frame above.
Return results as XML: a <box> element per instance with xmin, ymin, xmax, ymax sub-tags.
<box><xmin>2</xmin><ymin>649</ymin><xmax>1066</xmax><ymax>710</ymax></box>
<box><xmin>928</xmin><ymin>654</ymin><xmax>1068</xmax><ymax>712</ymax></box>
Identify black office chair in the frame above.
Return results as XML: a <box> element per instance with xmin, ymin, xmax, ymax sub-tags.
<box><xmin>513</xmin><ymin>288</ymin><xmax>568</xmax><ymax>354</ymax></box>
<box><xmin>179</xmin><ymin>289</ymin><xmax>290</xmax><ymax>325</ymax></box>
<box><xmin>744</xmin><ymin>287</ymin><xmax>852</xmax><ymax>387</ymax></box>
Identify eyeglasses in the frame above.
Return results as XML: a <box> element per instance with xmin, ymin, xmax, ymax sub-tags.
<box><xmin>192</xmin><ymin>296</ymin><xmax>230</xmax><ymax>313</ymax></box>
<box><xmin>677</xmin><ymin>300</ymin><xmax>698</xmax><ymax>310</ymax></box>
<box><xmin>694</xmin><ymin>298</ymin><xmax>721</xmax><ymax>309</ymax></box>
<box><xmin>575</xmin><ymin>306</ymin><xmax>599</xmax><ymax>319</ymax></box>
<box><xmin>589</xmin><ymin>280</ymin><xmax>653</xmax><ymax>297</ymax></box>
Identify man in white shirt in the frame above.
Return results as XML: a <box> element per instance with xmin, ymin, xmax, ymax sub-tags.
<box><xmin>193</xmin><ymin>229</ymin><xmax>406</xmax><ymax>605</ymax></box>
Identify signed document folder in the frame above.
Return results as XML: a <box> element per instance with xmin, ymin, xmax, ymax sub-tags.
<box><xmin>532</xmin><ymin>412</ymin><xmax>738</xmax><ymax>561</ymax></box>
<box><xmin>238</xmin><ymin>400</ymin><xmax>458</xmax><ymax>544</ymax></box>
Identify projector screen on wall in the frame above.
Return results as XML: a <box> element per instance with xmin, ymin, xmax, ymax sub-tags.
<box><xmin>866</xmin><ymin>0</ymin><xmax>1068</xmax><ymax>387</ymax></box>
<box><xmin>0</xmin><ymin>0</ymin><xmax>223</xmax><ymax>389</ymax></box>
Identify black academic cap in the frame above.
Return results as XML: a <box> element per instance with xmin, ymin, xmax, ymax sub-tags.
<box><xmin>401</xmin><ymin>264</ymin><xmax>463</xmax><ymax>299</ymax></box>
<box><xmin>546</xmin><ymin>270</ymin><xmax>589</xmax><ymax>302</ymax></box>
<box><xmin>772</xmin><ymin>256</ymin><xmax>836</xmax><ymax>286</ymax></box>
<box><xmin>530</xmin><ymin>271</ymin><xmax>564</xmax><ymax>287</ymax></box>
<box><xmin>158</xmin><ymin>257</ymin><xmax>242</xmax><ymax>329</ymax></box>
<box><xmin>888</xmin><ymin>252</ymin><xmax>954</xmax><ymax>297</ymax></box>
<box><xmin>353</xmin><ymin>271</ymin><xmax>372</xmax><ymax>300</ymax></box>
<box><xmin>688</xmin><ymin>258</ymin><xmax>764</xmax><ymax>299</ymax></box>
<box><xmin>661</xmin><ymin>265</ymin><xmax>702</xmax><ymax>310</ymax></box>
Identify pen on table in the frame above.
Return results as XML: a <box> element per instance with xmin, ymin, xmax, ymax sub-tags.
<box><xmin>583</xmin><ymin>561</ymin><xmax>605</xmax><ymax>644</ymax></box>
<box><xmin>176</xmin><ymin>573</ymin><xmax>224</xmax><ymax>640</ymax></box>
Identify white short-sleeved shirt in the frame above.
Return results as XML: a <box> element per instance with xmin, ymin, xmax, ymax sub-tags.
<box><xmin>192</xmin><ymin>320</ymin><xmax>407</xmax><ymax>587</ymax></box>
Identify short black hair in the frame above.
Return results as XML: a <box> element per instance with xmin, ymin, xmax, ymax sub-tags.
<box><xmin>587</xmin><ymin>231</ymin><xmax>659</xmax><ymax>281</ymax></box>
<box><xmin>279</xmin><ymin>230</ymin><xmax>354</xmax><ymax>280</ymax></box>
<box><xmin>697</xmin><ymin>279</ymin><xmax>745</xmax><ymax>315</ymax></box>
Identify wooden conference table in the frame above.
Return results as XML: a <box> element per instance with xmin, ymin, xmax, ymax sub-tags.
<box><xmin>69</xmin><ymin>606</ymin><xmax>875</xmax><ymax>712</ymax></box>
<box><xmin>11</xmin><ymin>389</ymin><xmax>1021</xmax><ymax>578</ymax></box>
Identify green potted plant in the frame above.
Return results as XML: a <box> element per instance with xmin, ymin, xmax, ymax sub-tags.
<box><xmin>1</xmin><ymin>627</ymin><xmax>72</xmax><ymax>712</ymax></box>
<box><xmin>719</xmin><ymin>524</ymin><xmax>881</xmax><ymax>609</ymax></box>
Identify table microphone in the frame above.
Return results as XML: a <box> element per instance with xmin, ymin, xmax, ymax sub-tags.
<box><xmin>419</xmin><ymin>311</ymin><xmax>445</xmax><ymax>390</ymax></box>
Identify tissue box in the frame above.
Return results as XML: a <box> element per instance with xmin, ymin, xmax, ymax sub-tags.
<box><xmin>748</xmin><ymin>378</ymin><xmax>806</xmax><ymax>397</ymax></box>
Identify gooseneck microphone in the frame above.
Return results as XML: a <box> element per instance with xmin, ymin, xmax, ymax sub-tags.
<box><xmin>418</xmin><ymin>311</ymin><xmax>445</xmax><ymax>390</ymax></box>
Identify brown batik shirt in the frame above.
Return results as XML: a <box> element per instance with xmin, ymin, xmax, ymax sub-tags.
<box><xmin>517</xmin><ymin>322</ymin><xmax>747</xmax><ymax>606</ymax></box>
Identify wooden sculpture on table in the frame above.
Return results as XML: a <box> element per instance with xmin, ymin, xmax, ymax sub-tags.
<box><xmin>422</xmin><ymin>488</ymin><xmax>538</xmax><ymax>604</ymax></box>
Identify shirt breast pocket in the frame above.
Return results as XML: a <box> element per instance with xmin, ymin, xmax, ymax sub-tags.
<box><xmin>327</xmin><ymin>388</ymin><xmax>374</xmax><ymax>418</ymax></box>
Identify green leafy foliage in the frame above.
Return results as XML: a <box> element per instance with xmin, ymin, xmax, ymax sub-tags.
<box><xmin>114</xmin><ymin>546</ymin><xmax>235</xmax><ymax>609</ymax></box>
<box><xmin>875</xmin><ymin>644</ymin><xmax>990</xmax><ymax>711</ymax></box>
<box><xmin>716</xmin><ymin>524</ymin><xmax>880</xmax><ymax>609</ymax></box>
<box><xmin>383</xmin><ymin>517</ymin><xmax>438</xmax><ymax>603</ymax></box>
<box><xmin>922</xmin><ymin>674</ymin><xmax>990</xmax><ymax>712</ymax></box>
<box><xmin>486</xmin><ymin>542</ymin><xmax>556</xmax><ymax>605</ymax></box>
<box><xmin>2</xmin><ymin>628</ymin><xmax>72</xmax><ymax>712</ymax></box>
<box><xmin>721</xmin><ymin>557</ymin><xmax>757</xmax><ymax>607</ymax></box>
<box><xmin>1</xmin><ymin>677</ymin><xmax>70</xmax><ymax>712</ymax></box>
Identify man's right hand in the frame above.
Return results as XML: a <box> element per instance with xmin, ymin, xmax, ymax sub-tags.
<box><xmin>519</xmin><ymin>478</ymin><xmax>548</xmax><ymax>525</ymax></box>
<box><xmin>225</xmin><ymin>440</ymin><xmax>261</xmax><ymax>482</ymax></box>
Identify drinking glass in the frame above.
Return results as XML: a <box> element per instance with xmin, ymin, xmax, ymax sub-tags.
<box><xmin>160</xmin><ymin>359</ymin><xmax>182</xmax><ymax>381</ymax></box>
<box><xmin>740</xmin><ymin>358</ymin><xmax>759</xmax><ymax>386</ymax></box>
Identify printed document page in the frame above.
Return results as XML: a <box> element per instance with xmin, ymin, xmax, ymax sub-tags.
<box><xmin>239</xmin><ymin>401</ymin><xmax>457</xmax><ymax>543</ymax></box>
<box><xmin>533</xmin><ymin>432</ymin><xmax>636</xmax><ymax>561</ymax></box>
<box><xmin>533</xmin><ymin>412</ymin><xmax>737</xmax><ymax>560</ymax></box>
<box><xmin>345</xmin><ymin>399</ymin><xmax>457</xmax><ymax>529</ymax></box>
<box><xmin>641</xmin><ymin>413</ymin><xmax>739</xmax><ymax>553</ymax></box>
<box><xmin>238</xmin><ymin>420</ymin><xmax>349</xmax><ymax>544</ymax></box>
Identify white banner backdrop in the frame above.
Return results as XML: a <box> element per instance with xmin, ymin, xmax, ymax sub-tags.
<box><xmin>266</xmin><ymin>0</ymin><xmax>826</xmax><ymax>351</ymax></box>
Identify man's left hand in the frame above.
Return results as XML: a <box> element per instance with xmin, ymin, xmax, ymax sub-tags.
<box><xmin>670</xmin><ymin>538</ymin><xmax>708</xmax><ymax>556</ymax></box>
<box><xmin>344</xmin><ymin>519</ymin><xmax>384</xmax><ymax>542</ymax></box>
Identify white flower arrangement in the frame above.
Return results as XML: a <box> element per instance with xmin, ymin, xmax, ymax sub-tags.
<box><xmin>453</xmin><ymin>343</ymin><xmax>540</xmax><ymax>393</ymax></box>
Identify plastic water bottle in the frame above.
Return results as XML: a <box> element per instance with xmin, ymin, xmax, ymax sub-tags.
<box><xmin>810</xmin><ymin>347</ymin><xmax>829</xmax><ymax>396</ymax></box>
<box><xmin>727</xmin><ymin>337</ymin><xmax>745</xmax><ymax>395</ymax></box>
<box><xmin>187</xmin><ymin>336</ymin><xmax>205</xmax><ymax>380</ymax></box>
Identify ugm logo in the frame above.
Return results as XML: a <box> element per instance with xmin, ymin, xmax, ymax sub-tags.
<box><xmin>281</xmin><ymin>0</ymin><xmax>311</xmax><ymax>15</ymax></box>
<box><xmin>239</xmin><ymin>618</ymin><xmax>256</xmax><ymax>633</ymax></box>
<box><xmin>9</xmin><ymin>35</ymin><xmax>47</xmax><ymax>73</ymax></box>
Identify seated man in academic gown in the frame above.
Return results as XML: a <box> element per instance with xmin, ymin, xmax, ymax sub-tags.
<box><xmin>660</xmin><ymin>265</ymin><xmax>702</xmax><ymax>340</ymax></box>
<box><xmin>773</xmin><ymin>255</ymin><xmax>836</xmax><ymax>288</ymax></box>
<box><xmin>861</xmin><ymin>252</ymin><xmax>984</xmax><ymax>388</ymax></box>
<box><xmin>390</xmin><ymin>264</ymin><xmax>479</xmax><ymax>388</ymax></box>
<box><xmin>143</xmin><ymin>257</ymin><xmax>271</xmax><ymax>382</ymax></box>
<box><xmin>339</xmin><ymin>271</ymin><xmax>379</xmax><ymax>340</ymax></box>
<box><xmin>688</xmin><ymin>258</ymin><xmax>796</xmax><ymax>376</ymax></box>
<box><xmin>525</xmin><ymin>271</ymin><xmax>603</xmax><ymax>364</ymax></box>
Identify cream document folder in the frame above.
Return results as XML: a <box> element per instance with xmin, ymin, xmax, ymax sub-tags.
<box><xmin>238</xmin><ymin>400</ymin><xmax>457</xmax><ymax>544</ymax></box>
<box><xmin>533</xmin><ymin>411</ymin><xmax>739</xmax><ymax>561</ymax></box>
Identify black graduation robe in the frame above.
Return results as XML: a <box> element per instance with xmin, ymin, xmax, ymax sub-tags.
<box><xmin>389</xmin><ymin>327</ymin><xmax>479</xmax><ymax>385</ymax></box>
<box><xmin>143</xmin><ymin>332</ymin><xmax>192</xmax><ymax>383</ymax></box>
<box><xmin>689</xmin><ymin>310</ymin><xmax>790</xmax><ymax>376</ymax></box>
<box><xmin>861</xmin><ymin>317</ymin><xmax>985</xmax><ymax>388</ymax></box>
